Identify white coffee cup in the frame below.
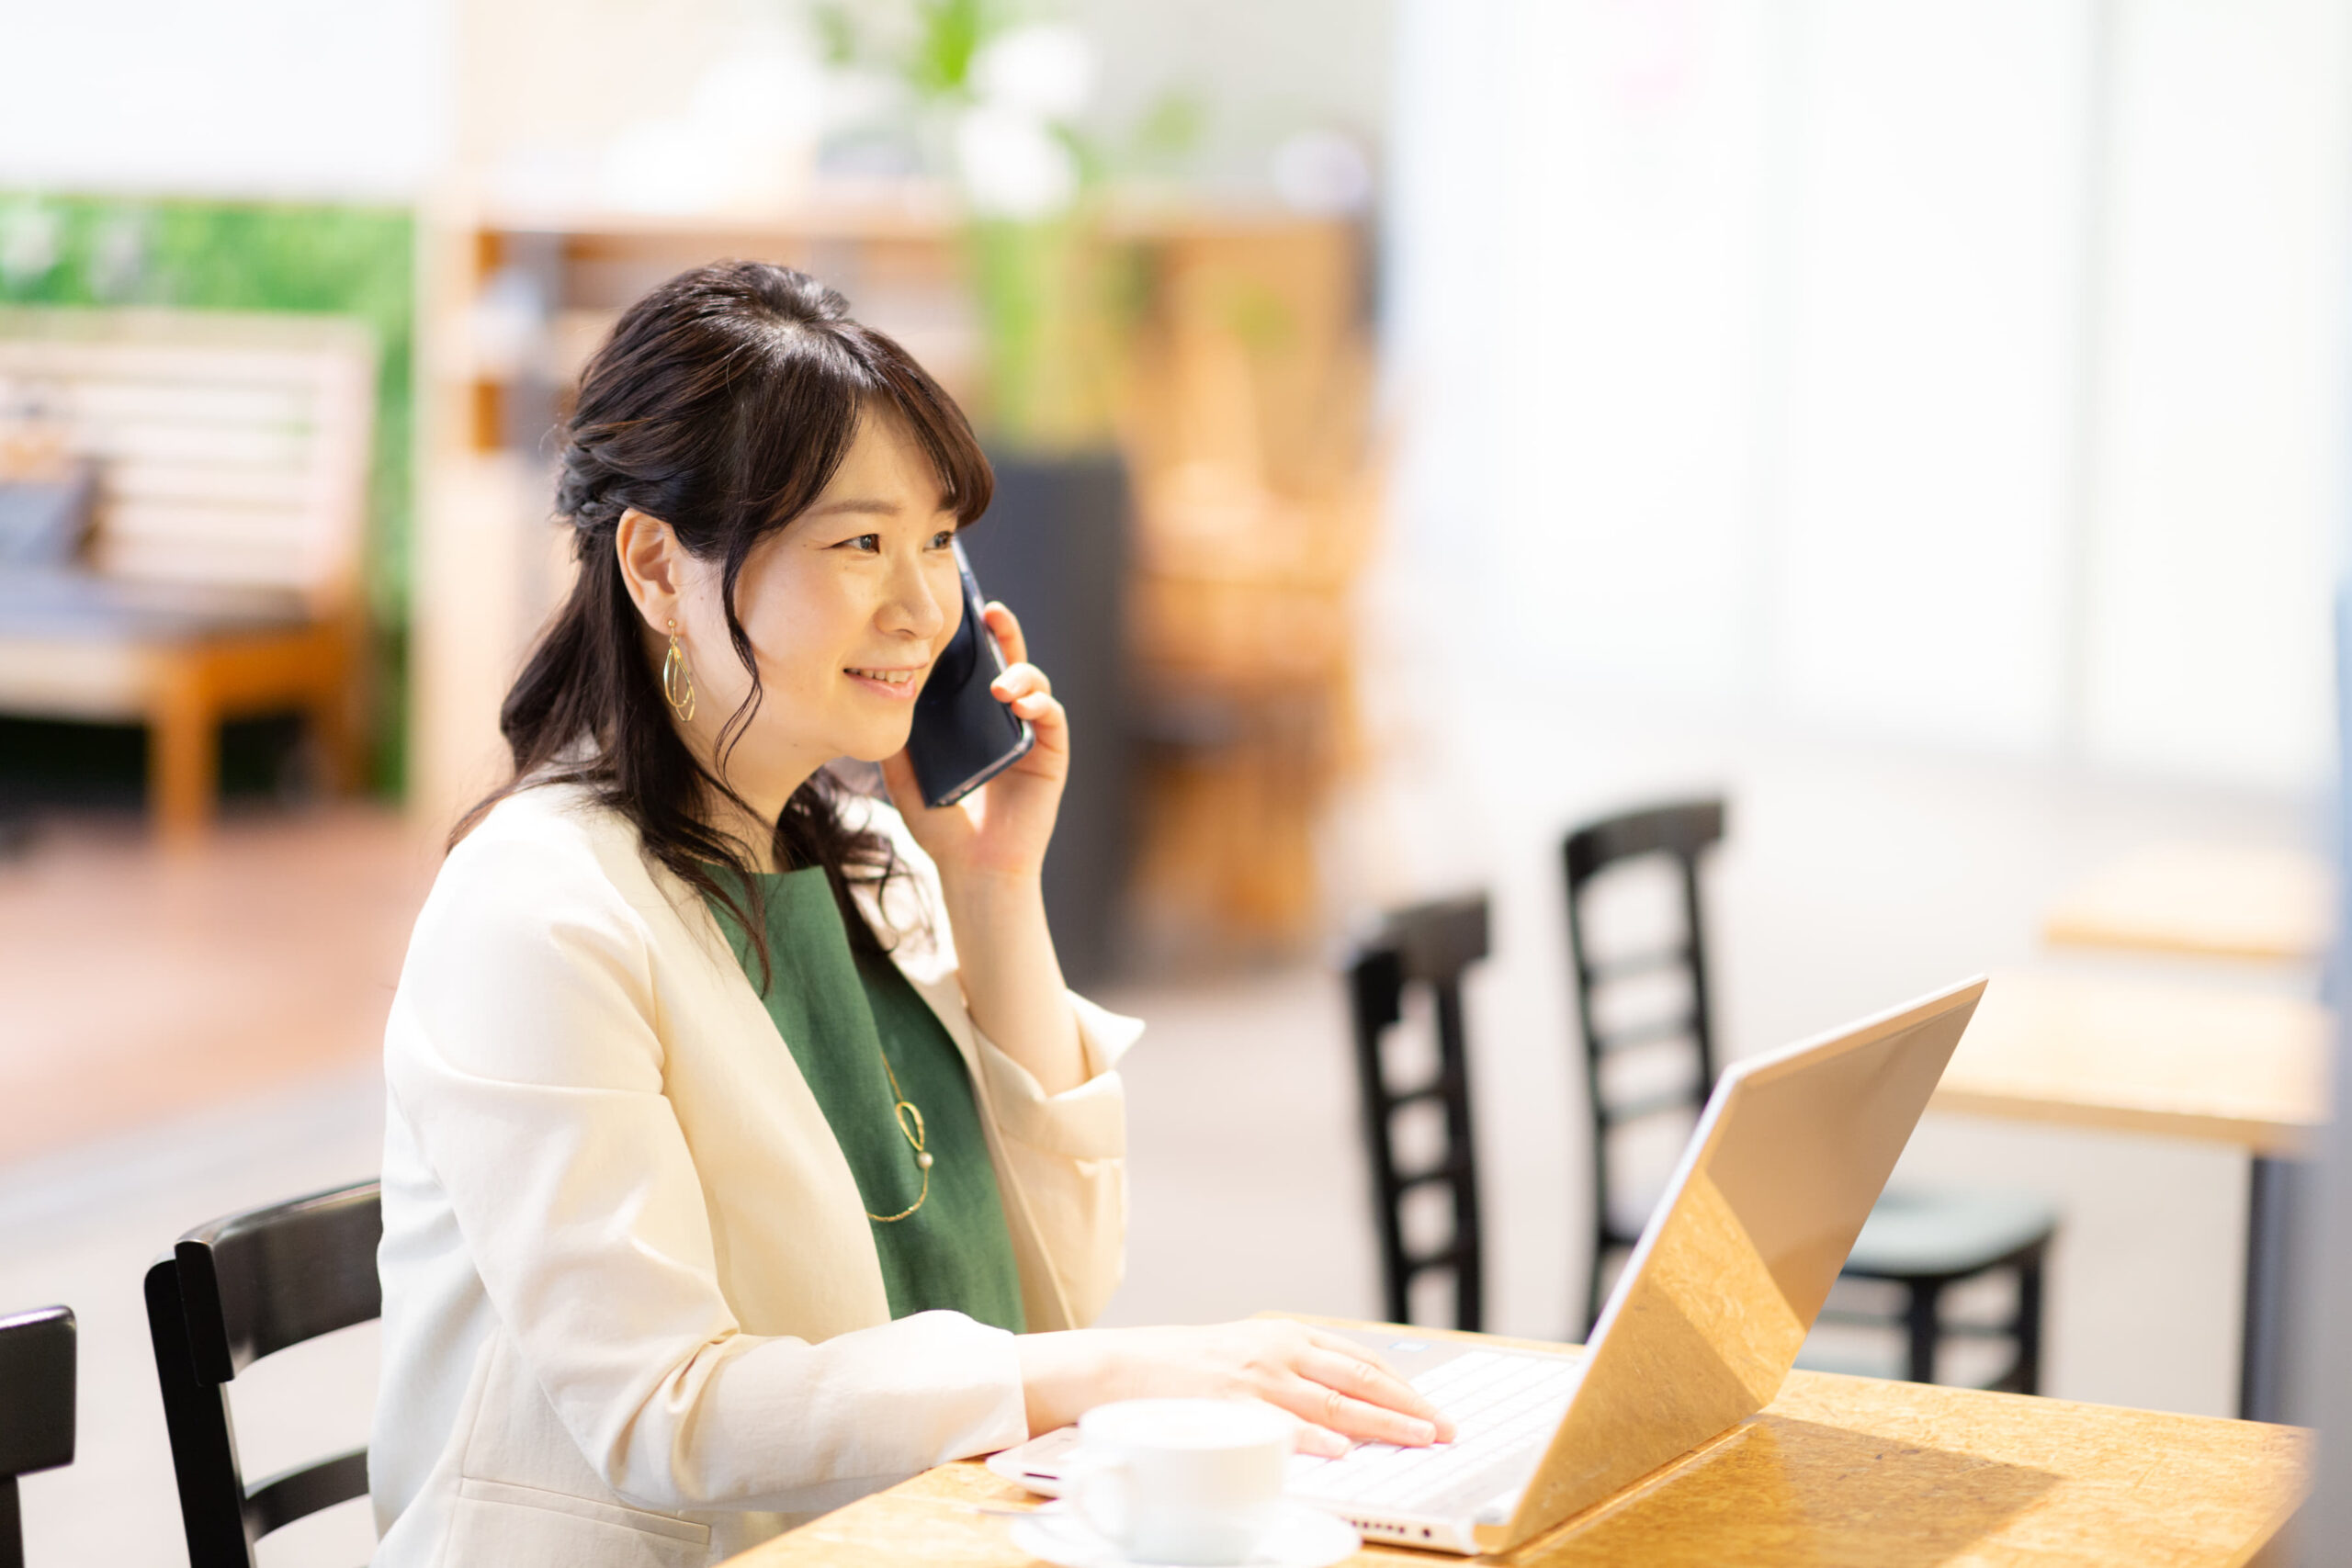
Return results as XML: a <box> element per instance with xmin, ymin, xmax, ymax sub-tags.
<box><xmin>1066</xmin><ymin>1398</ymin><xmax>1293</xmax><ymax>1565</ymax></box>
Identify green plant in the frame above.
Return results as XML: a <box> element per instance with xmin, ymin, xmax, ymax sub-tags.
<box><xmin>812</xmin><ymin>1</ymin><xmax>1176</xmax><ymax>453</ymax></box>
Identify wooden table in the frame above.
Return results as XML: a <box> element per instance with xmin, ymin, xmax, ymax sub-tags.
<box><xmin>723</xmin><ymin>1331</ymin><xmax>2305</xmax><ymax>1567</ymax></box>
<box><xmin>2041</xmin><ymin>842</ymin><xmax>2334</xmax><ymax>964</ymax></box>
<box><xmin>1932</xmin><ymin>970</ymin><xmax>2333</xmax><ymax>1421</ymax></box>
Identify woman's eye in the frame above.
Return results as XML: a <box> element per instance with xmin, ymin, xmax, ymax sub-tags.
<box><xmin>840</xmin><ymin>533</ymin><xmax>881</xmax><ymax>553</ymax></box>
<box><xmin>928</xmin><ymin>529</ymin><xmax>956</xmax><ymax>549</ymax></box>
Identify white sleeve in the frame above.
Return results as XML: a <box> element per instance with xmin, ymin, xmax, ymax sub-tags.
<box><xmin>967</xmin><ymin>995</ymin><xmax>1139</xmax><ymax>1328</ymax></box>
<box><xmin>384</xmin><ymin>831</ymin><xmax>1029</xmax><ymax>1516</ymax></box>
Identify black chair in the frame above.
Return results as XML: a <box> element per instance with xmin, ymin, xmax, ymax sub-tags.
<box><xmin>0</xmin><ymin>1305</ymin><xmax>74</xmax><ymax>1568</ymax></box>
<box><xmin>1345</xmin><ymin>894</ymin><xmax>1490</xmax><ymax>1331</ymax></box>
<box><xmin>145</xmin><ymin>1179</ymin><xmax>382</xmax><ymax>1567</ymax></box>
<box><xmin>1564</xmin><ymin>798</ymin><xmax>2056</xmax><ymax>1391</ymax></box>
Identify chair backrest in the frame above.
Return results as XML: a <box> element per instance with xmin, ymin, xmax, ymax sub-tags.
<box><xmin>1345</xmin><ymin>894</ymin><xmax>1490</xmax><ymax>1332</ymax></box>
<box><xmin>0</xmin><ymin>307</ymin><xmax>375</xmax><ymax>608</ymax></box>
<box><xmin>1562</xmin><ymin>798</ymin><xmax>1725</xmax><ymax>1332</ymax></box>
<box><xmin>0</xmin><ymin>1304</ymin><xmax>75</xmax><ymax>1568</ymax></box>
<box><xmin>145</xmin><ymin>1179</ymin><xmax>381</xmax><ymax>1568</ymax></box>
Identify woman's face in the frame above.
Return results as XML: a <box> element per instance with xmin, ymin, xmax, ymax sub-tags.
<box><xmin>662</xmin><ymin>409</ymin><xmax>965</xmax><ymax>800</ymax></box>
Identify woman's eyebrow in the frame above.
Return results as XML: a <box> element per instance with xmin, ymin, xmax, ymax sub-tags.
<box><xmin>805</xmin><ymin>497</ymin><xmax>902</xmax><ymax>518</ymax></box>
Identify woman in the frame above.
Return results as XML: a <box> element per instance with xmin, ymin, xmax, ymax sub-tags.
<box><xmin>370</xmin><ymin>261</ymin><xmax>1447</xmax><ymax>1566</ymax></box>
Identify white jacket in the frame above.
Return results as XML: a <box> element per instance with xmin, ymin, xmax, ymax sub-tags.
<box><xmin>369</xmin><ymin>783</ymin><xmax>1136</xmax><ymax>1567</ymax></box>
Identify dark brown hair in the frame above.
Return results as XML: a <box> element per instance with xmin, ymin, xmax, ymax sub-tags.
<box><xmin>455</xmin><ymin>260</ymin><xmax>994</xmax><ymax>966</ymax></box>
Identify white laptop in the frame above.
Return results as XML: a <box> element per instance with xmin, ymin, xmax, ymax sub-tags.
<box><xmin>990</xmin><ymin>976</ymin><xmax>1986</xmax><ymax>1554</ymax></box>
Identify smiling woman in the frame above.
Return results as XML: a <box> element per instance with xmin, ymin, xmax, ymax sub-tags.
<box><xmin>368</xmin><ymin>262</ymin><xmax>1445</xmax><ymax>1568</ymax></box>
<box><xmin>458</xmin><ymin>262</ymin><xmax>997</xmax><ymax>965</ymax></box>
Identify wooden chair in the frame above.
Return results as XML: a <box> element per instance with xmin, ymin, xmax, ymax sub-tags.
<box><xmin>0</xmin><ymin>1305</ymin><xmax>74</xmax><ymax>1568</ymax></box>
<box><xmin>1344</xmin><ymin>895</ymin><xmax>1491</xmax><ymax>1331</ymax></box>
<box><xmin>145</xmin><ymin>1180</ymin><xmax>381</xmax><ymax>1567</ymax></box>
<box><xmin>0</xmin><ymin>307</ymin><xmax>376</xmax><ymax>841</ymax></box>
<box><xmin>1564</xmin><ymin>799</ymin><xmax>2056</xmax><ymax>1391</ymax></box>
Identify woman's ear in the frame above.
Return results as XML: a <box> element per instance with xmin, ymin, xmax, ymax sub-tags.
<box><xmin>615</xmin><ymin>508</ymin><xmax>684</xmax><ymax>632</ymax></box>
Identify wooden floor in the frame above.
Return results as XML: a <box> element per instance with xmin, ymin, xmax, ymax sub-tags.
<box><xmin>0</xmin><ymin>806</ymin><xmax>436</xmax><ymax>1165</ymax></box>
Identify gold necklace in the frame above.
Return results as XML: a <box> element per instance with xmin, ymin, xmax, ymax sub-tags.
<box><xmin>865</xmin><ymin>1047</ymin><xmax>933</xmax><ymax>1224</ymax></box>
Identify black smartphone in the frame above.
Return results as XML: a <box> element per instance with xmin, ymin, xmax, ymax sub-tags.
<box><xmin>906</xmin><ymin>539</ymin><xmax>1035</xmax><ymax>807</ymax></box>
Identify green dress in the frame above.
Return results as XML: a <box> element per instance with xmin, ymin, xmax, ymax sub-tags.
<box><xmin>707</xmin><ymin>866</ymin><xmax>1026</xmax><ymax>1334</ymax></box>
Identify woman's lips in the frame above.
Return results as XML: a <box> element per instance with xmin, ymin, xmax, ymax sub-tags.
<box><xmin>844</xmin><ymin>664</ymin><xmax>926</xmax><ymax>701</ymax></box>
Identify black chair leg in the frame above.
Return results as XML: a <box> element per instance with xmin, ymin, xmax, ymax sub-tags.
<box><xmin>1</xmin><ymin>1474</ymin><xmax>23</xmax><ymax>1568</ymax></box>
<box><xmin>2011</xmin><ymin>1250</ymin><xmax>2045</xmax><ymax>1396</ymax></box>
<box><xmin>1904</xmin><ymin>1278</ymin><xmax>1943</xmax><ymax>1385</ymax></box>
<box><xmin>1585</xmin><ymin>1242</ymin><xmax>1627</xmax><ymax>1341</ymax></box>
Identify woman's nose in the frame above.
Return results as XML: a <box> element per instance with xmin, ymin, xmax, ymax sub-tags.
<box><xmin>882</xmin><ymin>552</ymin><xmax>949</xmax><ymax>638</ymax></box>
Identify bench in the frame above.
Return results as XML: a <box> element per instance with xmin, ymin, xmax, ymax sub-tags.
<box><xmin>0</xmin><ymin>307</ymin><xmax>376</xmax><ymax>840</ymax></box>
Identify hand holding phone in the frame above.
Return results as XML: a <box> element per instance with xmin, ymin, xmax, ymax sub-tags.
<box><xmin>905</xmin><ymin>540</ymin><xmax>1036</xmax><ymax>808</ymax></box>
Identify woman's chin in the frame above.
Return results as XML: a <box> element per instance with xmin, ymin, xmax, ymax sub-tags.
<box><xmin>843</xmin><ymin>728</ymin><xmax>915</xmax><ymax>766</ymax></box>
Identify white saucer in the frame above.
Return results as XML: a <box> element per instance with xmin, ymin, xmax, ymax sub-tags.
<box><xmin>1007</xmin><ymin>1499</ymin><xmax>1361</xmax><ymax>1568</ymax></box>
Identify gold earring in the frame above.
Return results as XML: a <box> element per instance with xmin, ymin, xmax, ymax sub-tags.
<box><xmin>662</xmin><ymin>619</ymin><xmax>696</xmax><ymax>721</ymax></box>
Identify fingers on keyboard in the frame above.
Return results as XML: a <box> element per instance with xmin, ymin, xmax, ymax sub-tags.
<box><xmin>1298</xmin><ymin>1348</ymin><xmax>1450</xmax><ymax>1442</ymax></box>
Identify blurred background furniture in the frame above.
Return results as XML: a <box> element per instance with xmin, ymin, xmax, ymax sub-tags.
<box><xmin>2042</xmin><ymin>841</ymin><xmax>2335</xmax><ymax>964</ymax></box>
<box><xmin>0</xmin><ymin>1304</ymin><xmax>75</xmax><ymax>1568</ymax></box>
<box><xmin>1937</xmin><ymin>972</ymin><xmax>2331</xmax><ymax>1419</ymax></box>
<box><xmin>1565</xmin><ymin>799</ymin><xmax>2056</xmax><ymax>1390</ymax></box>
<box><xmin>0</xmin><ymin>308</ymin><xmax>376</xmax><ymax>842</ymax></box>
<box><xmin>1345</xmin><ymin>894</ymin><xmax>1490</xmax><ymax>1331</ymax></box>
<box><xmin>144</xmin><ymin>1179</ymin><xmax>382</xmax><ymax>1567</ymax></box>
<box><xmin>2022</xmin><ymin>829</ymin><xmax>2336</xmax><ymax>1420</ymax></box>
<box><xmin>2027</xmin><ymin>838</ymin><xmax>2333</xmax><ymax>1419</ymax></box>
<box><xmin>1117</xmin><ymin>220</ymin><xmax>1382</xmax><ymax>963</ymax></box>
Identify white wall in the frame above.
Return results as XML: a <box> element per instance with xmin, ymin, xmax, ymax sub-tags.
<box><xmin>1769</xmin><ymin>1</ymin><xmax>2094</xmax><ymax>751</ymax></box>
<box><xmin>0</xmin><ymin>0</ymin><xmax>452</xmax><ymax>199</ymax></box>
<box><xmin>2080</xmin><ymin>0</ymin><xmax>2352</xmax><ymax>787</ymax></box>
<box><xmin>1388</xmin><ymin>0</ymin><xmax>2352</xmax><ymax>795</ymax></box>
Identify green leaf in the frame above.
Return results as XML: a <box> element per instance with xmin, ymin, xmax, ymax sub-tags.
<box><xmin>910</xmin><ymin>0</ymin><xmax>987</xmax><ymax>99</ymax></box>
<box><xmin>811</xmin><ymin>1</ymin><xmax>861</xmax><ymax>67</ymax></box>
<box><xmin>1132</xmin><ymin>89</ymin><xmax>1206</xmax><ymax>164</ymax></box>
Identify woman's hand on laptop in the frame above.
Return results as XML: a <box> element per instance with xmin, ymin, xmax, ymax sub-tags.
<box><xmin>1016</xmin><ymin>1321</ymin><xmax>1456</xmax><ymax>1457</ymax></box>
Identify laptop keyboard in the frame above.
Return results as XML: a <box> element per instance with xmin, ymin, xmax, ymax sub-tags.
<box><xmin>1290</xmin><ymin>1349</ymin><xmax>1586</xmax><ymax>1517</ymax></box>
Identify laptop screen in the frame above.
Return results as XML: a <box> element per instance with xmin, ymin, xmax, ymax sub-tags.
<box><xmin>1493</xmin><ymin>978</ymin><xmax>1984</xmax><ymax>1550</ymax></box>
